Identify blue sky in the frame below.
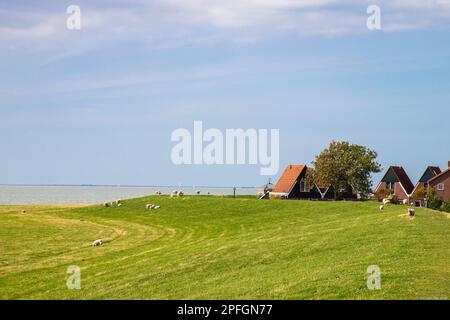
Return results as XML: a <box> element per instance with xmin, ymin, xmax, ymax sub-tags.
<box><xmin>1</xmin><ymin>0</ymin><xmax>450</xmax><ymax>187</ymax></box>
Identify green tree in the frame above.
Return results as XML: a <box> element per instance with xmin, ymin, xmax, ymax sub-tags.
<box><xmin>310</xmin><ymin>141</ymin><xmax>382</xmax><ymax>199</ymax></box>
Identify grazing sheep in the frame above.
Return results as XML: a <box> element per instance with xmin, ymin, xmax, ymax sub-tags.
<box><xmin>118</xmin><ymin>203</ymin><xmax>122</xmax><ymax>207</ymax></box>
<box><xmin>382</xmin><ymin>199</ymin><xmax>391</xmax><ymax>205</ymax></box>
<box><xmin>146</xmin><ymin>204</ymin><xmax>153</xmax><ymax>209</ymax></box>
<box><xmin>408</xmin><ymin>208</ymin><xmax>415</xmax><ymax>217</ymax></box>
<box><xmin>115</xmin><ymin>199</ymin><xmax>122</xmax><ymax>205</ymax></box>
<box><xmin>178</xmin><ymin>191</ymin><xmax>184</xmax><ymax>197</ymax></box>
<box><xmin>379</xmin><ymin>205</ymin><xmax>384</xmax><ymax>211</ymax></box>
<box><xmin>103</xmin><ymin>202</ymin><xmax>110</xmax><ymax>207</ymax></box>
<box><xmin>154</xmin><ymin>205</ymin><xmax>160</xmax><ymax>209</ymax></box>
<box><xmin>155</xmin><ymin>191</ymin><xmax>162</xmax><ymax>195</ymax></box>
<box><xmin>170</xmin><ymin>191</ymin><xmax>178</xmax><ymax>198</ymax></box>
<box><xmin>92</xmin><ymin>239</ymin><xmax>103</xmax><ymax>247</ymax></box>
<box><xmin>196</xmin><ymin>191</ymin><xmax>201</xmax><ymax>195</ymax></box>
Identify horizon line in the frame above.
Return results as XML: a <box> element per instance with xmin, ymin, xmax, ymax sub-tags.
<box><xmin>0</xmin><ymin>183</ymin><xmax>258</xmax><ymax>189</ymax></box>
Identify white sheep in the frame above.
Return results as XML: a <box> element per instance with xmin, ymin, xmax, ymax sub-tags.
<box><xmin>379</xmin><ymin>205</ymin><xmax>384</xmax><ymax>211</ymax></box>
<box><xmin>146</xmin><ymin>204</ymin><xmax>153</xmax><ymax>209</ymax></box>
<box><xmin>170</xmin><ymin>191</ymin><xmax>178</xmax><ymax>198</ymax></box>
<box><xmin>178</xmin><ymin>191</ymin><xmax>184</xmax><ymax>197</ymax></box>
<box><xmin>383</xmin><ymin>199</ymin><xmax>391</xmax><ymax>205</ymax></box>
<box><xmin>103</xmin><ymin>202</ymin><xmax>110</xmax><ymax>207</ymax></box>
<box><xmin>154</xmin><ymin>205</ymin><xmax>160</xmax><ymax>209</ymax></box>
<box><xmin>408</xmin><ymin>208</ymin><xmax>415</xmax><ymax>217</ymax></box>
<box><xmin>92</xmin><ymin>239</ymin><xmax>103</xmax><ymax>247</ymax></box>
<box><xmin>155</xmin><ymin>191</ymin><xmax>162</xmax><ymax>195</ymax></box>
<box><xmin>115</xmin><ymin>199</ymin><xmax>122</xmax><ymax>205</ymax></box>
<box><xmin>118</xmin><ymin>203</ymin><xmax>122</xmax><ymax>207</ymax></box>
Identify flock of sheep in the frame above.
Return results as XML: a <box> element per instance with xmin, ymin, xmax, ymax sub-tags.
<box><xmin>94</xmin><ymin>190</ymin><xmax>188</xmax><ymax>246</ymax></box>
<box><xmin>103</xmin><ymin>199</ymin><xmax>122</xmax><ymax>207</ymax></box>
<box><xmin>170</xmin><ymin>190</ymin><xmax>184</xmax><ymax>197</ymax></box>
<box><xmin>379</xmin><ymin>198</ymin><xmax>415</xmax><ymax>217</ymax></box>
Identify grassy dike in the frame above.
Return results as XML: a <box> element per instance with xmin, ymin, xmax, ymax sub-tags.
<box><xmin>0</xmin><ymin>196</ymin><xmax>449</xmax><ymax>299</ymax></box>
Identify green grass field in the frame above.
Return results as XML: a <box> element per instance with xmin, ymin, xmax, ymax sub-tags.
<box><xmin>0</xmin><ymin>196</ymin><xmax>449</xmax><ymax>300</ymax></box>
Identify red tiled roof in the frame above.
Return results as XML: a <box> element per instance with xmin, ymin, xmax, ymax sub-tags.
<box><xmin>391</xmin><ymin>166</ymin><xmax>414</xmax><ymax>194</ymax></box>
<box><xmin>272</xmin><ymin>165</ymin><xmax>306</xmax><ymax>194</ymax></box>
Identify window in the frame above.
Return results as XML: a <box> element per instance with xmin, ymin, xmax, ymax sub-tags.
<box><xmin>437</xmin><ymin>183</ymin><xmax>445</xmax><ymax>191</ymax></box>
<box><xmin>300</xmin><ymin>180</ymin><xmax>310</xmax><ymax>192</ymax></box>
<box><xmin>386</xmin><ymin>182</ymin><xmax>395</xmax><ymax>190</ymax></box>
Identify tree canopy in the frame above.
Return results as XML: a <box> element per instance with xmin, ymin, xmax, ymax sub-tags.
<box><xmin>308</xmin><ymin>141</ymin><xmax>382</xmax><ymax>199</ymax></box>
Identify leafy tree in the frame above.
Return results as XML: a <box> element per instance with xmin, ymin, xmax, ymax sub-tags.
<box><xmin>310</xmin><ymin>141</ymin><xmax>382</xmax><ymax>199</ymax></box>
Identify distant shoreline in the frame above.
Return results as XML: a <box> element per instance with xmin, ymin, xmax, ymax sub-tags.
<box><xmin>0</xmin><ymin>184</ymin><xmax>257</xmax><ymax>189</ymax></box>
<box><xmin>0</xmin><ymin>185</ymin><xmax>258</xmax><ymax>205</ymax></box>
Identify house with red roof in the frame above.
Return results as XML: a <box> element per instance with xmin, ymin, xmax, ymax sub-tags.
<box><xmin>427</xmin><ymin>161</ymin><xmax>450</xmax><ymax>204</ymax></box>
<box><xmin>374</xmin><ymin>166</ymin><xmax>414</xmax><ymax>203</ymax></box>
<box><xmin>269</xmin><ymin>165</ymin><xmax>333</xmax><ymax>200</ymax></box>
<box><xmin>411</xmin><ymin>166</ymin><xmax>441</xmax><ymax>207</ymax></box>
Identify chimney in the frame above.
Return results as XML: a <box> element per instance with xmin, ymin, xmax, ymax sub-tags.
<box><xmin>448</xmin><ymin>161</ymin><xmax>450</xmax><ymax>168</ymax></box>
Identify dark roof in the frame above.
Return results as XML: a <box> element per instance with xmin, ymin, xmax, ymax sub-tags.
<box><xmin>428</xmin><ymin>168</ymin><xmax>450</xmax><ymax>183</ymax></box>
<box><xmin>391</xmin><ymin>166</ymin><xmax>415</xmax><ymax>194</ymax></box>
<box><xmin>272</xmin><ymin>165</ymin><xmax>306</xmax><ymax>194</ymax></box>
<box><xmin>417</xmin><ymin>166</ymin><xmax>441</xmax><ymax>183</ymax></box>
<box><xmin>428</xmin><ymin>166</ymin><xmax>442</xmax><ymax>176</ymax></box>
<box><xmin>412</xmin><ymin>166</ymin><xmax>441</xmax><ymax>194</ymax></box>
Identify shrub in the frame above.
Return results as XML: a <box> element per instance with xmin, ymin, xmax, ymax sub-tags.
<box><xmin>428</xmin><ymin>189</ymin><xmax>443</xmax><ymax>211</ymax></box>
<box><xmin>373</xmin><ymin>188</ymin><xmax>395</xmax><ymax>201</ymax></box>
<box><xmin>411</xmin><ymin>187</ymin><xmax>427</xmax><ymax>201</ymax></box>
<box><xmin>442</xmin><ymin>202</ymin><xmax>450</xmax><ymax>213</ymax></box>
<box><xmin>387</xmin><ymin>194</ymin><xmax>399</xmax><ymax>205</ymax></box>
<box><xmin>373</xmin><ymin>188</ymin><xmax>386</xmax><ymax>201</ymax></box>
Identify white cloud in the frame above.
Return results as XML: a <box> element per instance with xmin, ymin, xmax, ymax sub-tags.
<box><xmin>0</xmin><ymin>0</ymin><xmax>449</xmax><ymax>50</ymax></box>
<box><xmin>157</xmin><ymin>0</ymin><xmax>450</xmax><ymax>33</ymax></box>
<box><xmin>160</xmin><ymin>0</ymin><xmax>342</xmax><ymax>28</ymax></box>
